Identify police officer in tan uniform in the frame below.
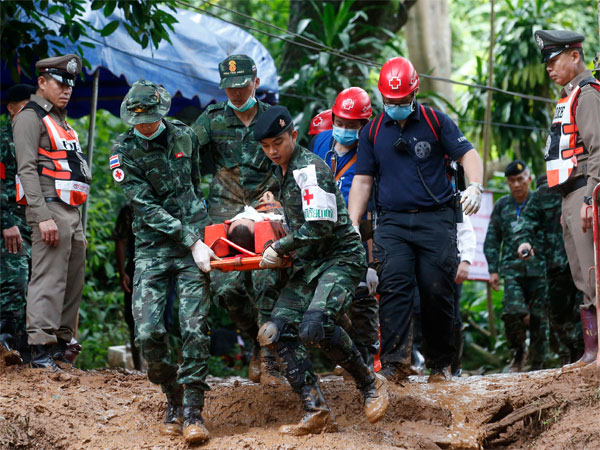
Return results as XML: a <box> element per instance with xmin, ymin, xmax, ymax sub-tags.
<box><xmin>529</xmin><ymin>30</ymin><xmax>600</xmax><ymax>366</ymax></box>
<box><xmin>13</xmin><ymin>54</ymin><xmax>91</xmax><ymax>370</ymax></box>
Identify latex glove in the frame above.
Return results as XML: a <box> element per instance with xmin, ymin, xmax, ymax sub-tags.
<box><xmin>260</xmin><ymin>241</ymin><xmax>284</xmax><ymax>269</ymax></box>
<box><xmin>353</xmin><ymin>224</ymin><xmax>361</xmax><ymax>240</ymax></box>
<box><xmin>366</xmin><ymin>267</ymin><xmax>379</xmax><ymax>295</ymax></box>
<box><xmin>190</xmin><ymin>239</ymin><xmax>218</xmax><ymax>272</ymax></box>
<box><xmin>461</xmin><ymin>182</ymin><xmax>483</xmax><ymax>216</ymax></box>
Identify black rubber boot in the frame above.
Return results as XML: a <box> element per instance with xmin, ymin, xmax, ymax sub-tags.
<box><xmin>52</xmin><ymin>339</ymin><xmax>69</xmax><ymax>363</ymax></box>
<box><xmin>279</xmin><ymin>382</ymin><xmax>336</xmax><ymax>436</ymax></box>
<box><xmin>450</xmin><ymin>325</ymin><xmax>464</xmax><ymax>377</ymax></box>
<box><xmin>30</xmin><ymin>344</ymin><xmax>61</xmax><ymax>371</ymax></box>
<box><xmin>0</xmin><ymin>319</ymin><xmax>22</xmax><ymax>366</ymax></box>
<box><xmin>182</xmin><ymin>405</ymin><xmax>210</xmax><ymax>444</ymax></box>
<box><xmin>160</xmin><ymin>384</ymin><xmax>183</xmax><ymax>436</ymax></box>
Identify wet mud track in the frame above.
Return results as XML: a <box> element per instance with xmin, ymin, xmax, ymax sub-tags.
<box><xmin>1</xmin><ymin>363</ymin><xmax>599</xmax><ymax>449</ymax></box>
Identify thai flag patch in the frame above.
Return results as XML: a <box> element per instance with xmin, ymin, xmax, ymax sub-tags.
<box><xmin>109</xmin><ymin>155</ymin><xmax>120</xmax><ymax>169</ymax></box>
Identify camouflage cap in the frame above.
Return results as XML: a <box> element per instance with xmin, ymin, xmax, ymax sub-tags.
<box><xmin>120</xmin><ymin>79</ymin><xmax>171</xmax><ymax>126</ymax></box>
<box><xmin>36</xmin><ymin>54</ymin><xmax>82</xmax><ymax>87</ymax></box>
<box><xmin>534</xmin><ymin>30</ymin><xmax>585</xmax><ymax>63</ymax></box>
<box><xmin>219</xmin><ymin>54</ymin><xmax>257</xmax><ymax>89</ymax></box>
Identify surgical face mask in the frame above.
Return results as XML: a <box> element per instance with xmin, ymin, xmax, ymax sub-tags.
<box><xmin>228</xmin><ymin>86</ymin><xmax>257</xmax><ymax>112</ymax></box>
<box><xmin>134</xmin><ymin>121</ymin><xmax>166</xmax><ymax>140</ymax></box>
<box><xmin>332</xmin><ymin>126</ymin><xmax>360</xmax><ymax>146</ymax></box>
<box><xmin>384</xmin><ymin>101</ymin><xmax>414</xmax><ymax>121</ymax></box>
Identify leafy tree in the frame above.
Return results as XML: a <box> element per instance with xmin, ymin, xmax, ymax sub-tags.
<box><xmin>458</xmin><ymin>0</ymin><xmax>599</xmax><ymax>175</ymax></box>
<box><xmin>1</xmin><ymin>0</ymin><xmax>178</xmax><ymax>79</ymax></box>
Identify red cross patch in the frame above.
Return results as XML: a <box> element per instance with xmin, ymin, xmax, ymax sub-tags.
<box><xmin>112</xmin><ymin>168</ymin><xmax>125</xmax><ymax>183</ymax></box>
<box><xmin>303</xmin><ymin>188</ymin><xmax>314</xmax><ymax>205</ymax></box>
<box><xmin>389</xmin><ymin>76</ymin><xmax>401</xmax><ymax>89</ymax></box>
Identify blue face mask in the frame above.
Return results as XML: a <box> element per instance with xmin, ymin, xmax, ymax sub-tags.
<box><xmin>332</xmin><ymin>126</ymin><xmax>360</xmax><ymax>146</ymax></box>
<box><xmin>134</xmin><ymin>121</ymin><xmax>166</xmax><ymax>140</ymax></box>
<box><xmin>384</xmin><ymin>102</ymin><xmax>414</xmax><ymax>121</ymax></box>
<box><xmin>227</xmin><ymin>87</ymin><xmax>257</xmax><ymax>112</ymax></box>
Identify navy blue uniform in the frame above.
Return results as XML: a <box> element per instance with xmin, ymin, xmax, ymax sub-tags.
<box><xmin>355</xmin><ymin>103</ymin><xmax>472</xmax><ymax>370</ymax></box>
<box><xmin>310</xmin><ymin>129</ymin><xmax>357</xmax><ymax>204</ymax></box>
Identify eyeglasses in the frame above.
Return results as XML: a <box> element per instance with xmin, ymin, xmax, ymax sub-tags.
<box><xmin>382</xmin><ymin>94</ymin><xmax>415</xmax><ymax>108</ymax></box>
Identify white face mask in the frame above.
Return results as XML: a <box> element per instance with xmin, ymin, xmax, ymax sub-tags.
<box><xmin>134</xmin><ymin>121</ymin><xmax>166</xmax><ymax>140</ymax></box>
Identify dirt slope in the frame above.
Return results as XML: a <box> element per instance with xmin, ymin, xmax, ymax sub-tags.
<box><xmin>1</xmin><ymin>362</ymin><xmax>599</xmax><ymax>449</ymax></box>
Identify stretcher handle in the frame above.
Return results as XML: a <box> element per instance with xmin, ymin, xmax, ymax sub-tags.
<box><xmin>209</xmin><ymin>236</ymin><xmax>258</xmax><ymax>256</ymax></box>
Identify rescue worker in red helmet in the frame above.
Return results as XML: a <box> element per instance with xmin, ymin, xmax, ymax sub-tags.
<box><xmin>348</xmin><ymin>56</ymin><xmax>484</xmax><ymax>382</ymax></box>
<box><xmin>308</xmin><ymin>109</ymin><xmax>333</xmax><ymax>136</ymax></box>
<box><xmin>308</xmin><ymin>87</ymin><xmax>380</xmax><ymax>371</ymax></box>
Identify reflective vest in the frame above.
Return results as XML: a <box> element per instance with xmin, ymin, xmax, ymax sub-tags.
<box><xmin>16</xmin><ymin>102</ymin><xmax>91</xmax><ymax>207</ymax></box>
<box><xmin>545</xmin><ymin>77</ymin><xmax>600</xmax><ymax>187</ymax></box>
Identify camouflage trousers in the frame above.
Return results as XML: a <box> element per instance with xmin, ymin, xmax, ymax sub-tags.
<box><xmin>211</xmin><ymin>267</ymin><xmax>288</xmax><ymax>337</ymax></box>
<box><xmin>269</xmin><ymin>260</ymin><xmax>366</xmax><ymax>390</ymax></box>
<box><xmin>502</xmin><ymin>274</ymin><xmax>549</xmax><ymax>367</ymax></box>
<box><xmin>0</xmin><ymin>238</ymin><xmax>30</xmax><ymax>329</ymax></box>
<box><xmin>346</xmin><ymin>285</ymin><xmax>380</xmax><ymax>365</ymax></box>
<box><xmin>133</xmin><ymin>254</ymin><xmax>211</xmax><ymax>407</ymax></box>
<box><xmin>547</xmin><ymin>266</ymin><xmax>583</xmax><ymax>361</ymax></box>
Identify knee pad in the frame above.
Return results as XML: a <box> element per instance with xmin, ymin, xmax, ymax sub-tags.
<box><xmin>299</xmin><ymin>310</ymin><xmax>327</xmax><ymax>347</ymax></box>
<box><xmin>320</xmin><ymin>326</ymin><xmax>350</xmax><ymax>363</ymax></box>
<box><xmin>257</xmin><ymin>316</ymin><xmax>287</xmax><ymax>346</ymax></box>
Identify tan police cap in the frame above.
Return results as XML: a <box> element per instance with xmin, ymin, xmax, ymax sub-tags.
<box><xmin>36</xmin><ymin>54</ymin><xmax>82</xmax><ymax>87</ymax></box>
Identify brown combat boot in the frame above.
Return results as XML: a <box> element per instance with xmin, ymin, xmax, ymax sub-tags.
<box><xmin>278</xmin><ymin>383</ymin><xmax>337</xmax><ymax>436</ymax></box>
<box><xmin>248</xmin><ymin>345</ymin><xmax>261</xmax><ymax>383</ymax></box>
<box><xmin>182</xmin><ymin>406</ymin><xmax>210</xmax><ymax>444</ymax></box>
<box><xmin>565</xmin><ymin>307</ymin><xmax>598</xmax><ymax>369</ymax></box>
<box><xmin>507</xmin><ymin>345</ymin><xmax>527</xmax><ymax>373</ymax></box>
<box><xmin>260</xmin><ymin>354</ymin><xmax>286</xmax><ymax>386</ymax></box>
<box><xmin>361</xmin><ymin>373</ymin><xmax>390</xmax><ymax>423</ymax></box>
<box><xmin>160</xmin><ymin>385</ymin><xmax>183</xmax><ymax>436</ymax></box>
<box><xmin>0</xmin><ymin>320</ymin><xmax>22</xmax><ymax>366</ymax></box>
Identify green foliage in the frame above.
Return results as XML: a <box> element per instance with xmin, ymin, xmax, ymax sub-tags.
<box><xmin>1</xmin><ymin>0</ymin><xmax>178</xmax><ymax>79</ymax></box>
<box><xmin>457</xmin><ymin>0</ymin><xmax>599</xmax><ymax>174</ymax></box>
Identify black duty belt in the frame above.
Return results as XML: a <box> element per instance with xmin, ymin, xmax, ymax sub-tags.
<box><xmin>383</xmin><ymin>201</ymin><xmax>453</xmax><ymax>215</ymax></box>
<box><xmin>44</xmin><ymin>197</ymin><xmax>61</xmax><ymax>203</ymax></box>
<box><xmin>555</xmin><ymin>177</ymin><xmax>586</xmax><ymax>198</ymax></box>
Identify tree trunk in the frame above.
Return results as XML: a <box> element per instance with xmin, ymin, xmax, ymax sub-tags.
<box><xmin>404</xmin><ymin>0</ymin><xmax>454</xmax><ymax>104</ymax></box>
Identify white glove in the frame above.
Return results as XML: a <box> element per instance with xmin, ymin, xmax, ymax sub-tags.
<box><xmin>366</xmin><ymin>267</ymin><xmax>379</xmax><ymax>295</ymax></box>
<box><xmin>190</xmin><ymin>239</ymin><xmax>218</xmax><ymax>273</ymax></box>
<box><xmin>353</xmin><ymin>224</ymin><xmax>361</xmax><ymax>240</ymax></box>
<box><xmin>259</xmin><ymin>242</ymin><xmax>284</xmax><ymax>269</ymax></box>
<box><xmin>461</xmin><ymin>182</ymin><xmax>483</xmax><ymax>216</ymax></box>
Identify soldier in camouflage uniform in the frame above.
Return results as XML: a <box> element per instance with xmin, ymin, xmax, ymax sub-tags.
<box><xmin>111</xmin><ymin>80</ymin><xmax>217</xmax><ymax>445</ymax></box>
<box><xmin>0</xmin><ymin>84</ymin><xmax>36</xmax><ymax>365</ymax></box>
<box><xmin>515</xmin><ymin>174</ymin><xmax>583</xmax><ymax>365</ymax></box>
<box><xmin>255</xmin><ymin>106</ymin><xmax>389</xmax><ymax>435</ymax></box>
<box><xmin>191</xmin><ymin>54</ymin><xmax>285</xmax><ymax>384</ymax></box>
<box><xmin>484</xmin><ymin>161</ymin><xmax>549</xmax><ymax>371</ymax></box>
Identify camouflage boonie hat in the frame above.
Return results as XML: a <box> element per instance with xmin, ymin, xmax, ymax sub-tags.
<box><xmin>219</xmin><ymin>54</ymin><xmax>257</xmax><ymax>89</ymax></box>
<box><xmin>120</xmin><ymin>79</ymin><xmax>171</xmax><ymax>126</ymax></box>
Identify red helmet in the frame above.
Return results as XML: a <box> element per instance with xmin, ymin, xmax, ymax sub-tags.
<box><xmin>332</xmin><ymin>87</ymin><xmax>372</xmax><ymax>120</ymax></box>
<box><xmin>308</xmin><ymin>109</ymin><xmax>333</xmax><ymax>135</ymax></box>
<box><xmin>378</xmin><ymin>57</ymin><xmax>419</xmax><ymax>99</ymax></box>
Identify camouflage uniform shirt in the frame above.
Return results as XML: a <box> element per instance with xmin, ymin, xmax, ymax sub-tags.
<box><xmin>513</xmin><ymin>177</ymin><xmax>568</xmax><ymax>271</ymax></box>
<box><xmin>110</xmin><ymin>119</ymin><xmax>210</xmax><ymax>258</ymax></box>
<box><xmin>275</xmin><ymin>144</ymin><xmax>366</xmax><ymax>281</ymax></box>
<box><xmin>484</xmin><ymin>193</ymin><xmax>545</xmax><ymax>277</ymax></box>
<box><xmin>192</xmin><ymin>101</ymin><xmax>278</xmax><ymax>222</ymax></box>
<box><xmin>0</xmin><ymin>120</ymin><xmax>31</xmax><ymax>240</ymax></box>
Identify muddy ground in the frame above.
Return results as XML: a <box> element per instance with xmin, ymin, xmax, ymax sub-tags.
<box><xmin>1</xmin><ymin>362</ymin><xmax>599</xmax><ymax>450</ymax></box>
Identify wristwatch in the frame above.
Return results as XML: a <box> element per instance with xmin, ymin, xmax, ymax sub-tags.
<box><xmin>584</xmin><ymin>196</ymin><xmax>592</xmax><ymax>206</ymax></box>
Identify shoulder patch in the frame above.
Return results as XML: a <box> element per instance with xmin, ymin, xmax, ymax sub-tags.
<box><xmin>292</xmin><ymin>164</ymin><xmax>337</xmax><ymax>222</ymax></box>
<box><xmin>112</xmin><ymin>168</ymin><xmax>125</xmax><ymax>183</ymax></box>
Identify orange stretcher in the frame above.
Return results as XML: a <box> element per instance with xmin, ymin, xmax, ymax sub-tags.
<box><xmin>205</xmin><ymin>219</ymin><xmax>292</xmax><ymax>272</ymax></box>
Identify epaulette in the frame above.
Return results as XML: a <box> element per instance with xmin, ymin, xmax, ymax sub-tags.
<box><xmin>204</xmin><ymin>101</ymin><xmax>227</xmax><ymax>115</ymax></box>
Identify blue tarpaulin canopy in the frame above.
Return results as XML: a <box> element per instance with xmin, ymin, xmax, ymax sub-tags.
<box><xmin>1</xmin><ymin>3</ymin><xmax>279</xmax><ymax>119</ymax></box>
